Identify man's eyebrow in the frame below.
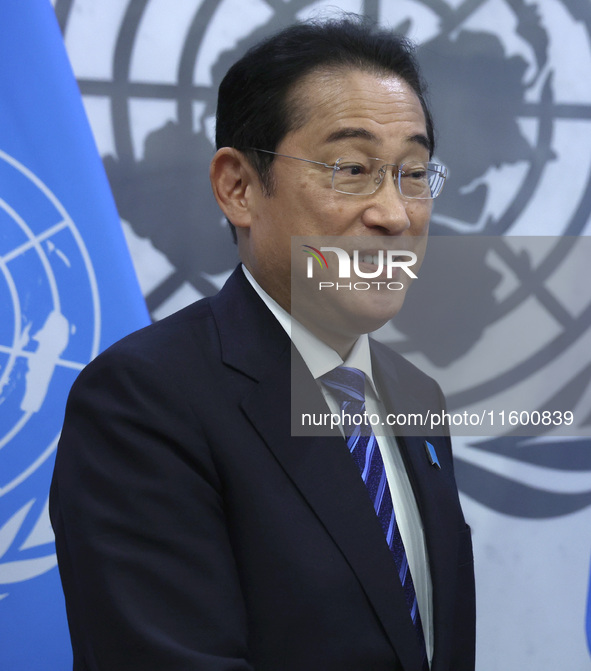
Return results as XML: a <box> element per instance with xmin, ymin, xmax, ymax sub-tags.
<box><xmin>323</xmin><ymin>128</ymin><xmax>432</xmax><ymax>153</ymax></box>
<box><xmin>409</xmin><ymin>133</ymin><xmax>432</xmax><ymax>152</ymax></box>
<box><xmin>324</xmin><ymin>127</ymin><xmax>380</xmax><ymax>144</ymax></box>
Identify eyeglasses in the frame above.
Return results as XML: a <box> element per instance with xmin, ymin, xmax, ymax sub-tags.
<box><xmin>248</xmin><ymin>148</ymin><xmax>447</xmax><ymax>199</ymax></box>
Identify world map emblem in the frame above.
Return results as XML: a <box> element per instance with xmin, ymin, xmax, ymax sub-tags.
<box><xmin>0</xmin><ymin>149</ymin><xmax>100</xmax><ymax>592</ymax></box>
<box><xmin>56</xmin><ymin>0</ymin><xmax>591</xmax><ymax>515</ymax></box>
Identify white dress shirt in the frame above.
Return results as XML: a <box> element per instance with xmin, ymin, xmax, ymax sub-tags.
<box><xmin>242</xmin><ymin>265</ymin><xmax>433</xmax><ymax>661</ymax></box>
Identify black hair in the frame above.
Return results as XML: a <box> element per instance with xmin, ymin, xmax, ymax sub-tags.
<box><xmin>215</xmin><ymin>15</ymin><xmax>434</xmax><ymax>240</ymax></box>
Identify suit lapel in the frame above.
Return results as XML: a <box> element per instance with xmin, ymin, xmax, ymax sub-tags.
<box><xmin>211</xmin><ymin>269</ymin><xmax>427</xmax><ymax>669</ymax></box>
<box><xmin>243</xmin><ymin>349</ymin><xmax>426</xmax><ymax>670</ymax></box>
<box><xmin>372</xmin><ymin>346</ymin><xmax>461</xmax><ymax>671</ymax></box>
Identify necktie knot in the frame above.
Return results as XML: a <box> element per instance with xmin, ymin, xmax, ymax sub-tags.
<box><xmin>320</xmin><ymin>366</ymin><xmax>366</xmax><ymax>406</ymax></box>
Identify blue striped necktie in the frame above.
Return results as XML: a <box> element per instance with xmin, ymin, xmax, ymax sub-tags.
<box><xmin>321</xmin><ymin>366</ymin><xmax>429</xmax><ymax>669</ymax></box>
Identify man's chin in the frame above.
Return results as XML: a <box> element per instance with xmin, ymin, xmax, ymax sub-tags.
<box><xmin>293</xmin><ymin>288</ymin><xmax>408</xmax><ymax>342</ymax></box>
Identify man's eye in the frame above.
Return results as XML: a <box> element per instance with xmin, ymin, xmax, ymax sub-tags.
<box><xmin>340</xmin><ymin>163</ymin><xmax>366</xmax><ymax>176</ymax></box>
<box><xmin>402</xmin><ymin>168</ymin><xmax>428</xmax><ymax>181</ymax></box>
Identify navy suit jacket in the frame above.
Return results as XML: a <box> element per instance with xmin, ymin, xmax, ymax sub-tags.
<box><xmin>50</xmin><ymin>266</ymin><xmax>475</xmax><ymax>671</ymax></box>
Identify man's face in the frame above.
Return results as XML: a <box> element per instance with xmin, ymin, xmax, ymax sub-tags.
<box><xmin>241</xmin><ymin>68</ymin><xmax>433</xmax><ymax>353</ymax></box>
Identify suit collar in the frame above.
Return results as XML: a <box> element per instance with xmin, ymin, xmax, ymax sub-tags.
<box><xmin>241</xmin><ymin>263</ymin><xmax>378</xmax><ymax>384</ymax></box>
<box><xmin>210</xmin><ymin>265</ymin><xmax>290</xmax><ymax>381</ymax></box>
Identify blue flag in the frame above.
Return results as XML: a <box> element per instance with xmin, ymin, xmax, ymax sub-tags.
<box><xmin>0</xmin><ymin>1</ymin><xmax>150</xmax><ymax>668</ymax></box>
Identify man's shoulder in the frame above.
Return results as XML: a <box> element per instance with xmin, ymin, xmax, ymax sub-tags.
<box><xmin>72</xmin><ymin>265</ymin><xmax>285</xmax><ymax>391</ymax></box>
<box><xmin>89</xmin><ymin>266</ymin><xmax>247</xmax><ymax>367</ymax></box>
<box><xmin>104</xmin><ymin>295</ymin><xmax>215</xmax><ymax>363</ymax></box>
<box><xmin>68</xmin><ymin>296</ymin><xmax>216</xmax><ymax>401</ymax></box>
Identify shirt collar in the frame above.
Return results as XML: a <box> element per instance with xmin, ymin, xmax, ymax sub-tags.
<box><xmin>241</xmin><ymin>264</ymin><xmax>378</xmax><ymax>396</ymax></box>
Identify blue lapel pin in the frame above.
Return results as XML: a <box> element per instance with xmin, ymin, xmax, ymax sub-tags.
<box><xmin>424</xmin><ymin>441</ymin><xmax>441</xmax><ymax>469</ymax></box>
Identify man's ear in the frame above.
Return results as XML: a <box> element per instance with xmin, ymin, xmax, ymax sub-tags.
<box><xmin>209</xmin><ymin>148</ymin><xmax>257</xmax><ymax>230</ymax></box>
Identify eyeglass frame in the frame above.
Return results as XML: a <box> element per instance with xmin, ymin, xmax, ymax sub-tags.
<box><xmin>246</xmin><ymin>147</ymin><xmax>448</xmax><ymax>200</ymax></box>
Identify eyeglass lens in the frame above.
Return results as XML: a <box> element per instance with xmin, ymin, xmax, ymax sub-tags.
<box><xmin>332</xmin><ymin>159</ymin><xmax>446</xmax><ymax>199</ymax></box>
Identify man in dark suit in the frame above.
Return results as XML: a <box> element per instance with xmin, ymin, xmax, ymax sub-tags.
<box><xmin>50</xmin><ymin>17</ymin><xmax>475</xmax><ymax>671</ymax></box>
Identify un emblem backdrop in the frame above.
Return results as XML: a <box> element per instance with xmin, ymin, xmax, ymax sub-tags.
<box><xmin>23</xmin><ymin>0</ymin><xmax>591</xmax><ymax>667</ymax></box>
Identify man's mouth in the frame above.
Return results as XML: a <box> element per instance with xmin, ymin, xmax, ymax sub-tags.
<box><xmin>350</xmin><ymin>251</ymin><xmax>407</xmax><ymax>265</ymax></box>
<box><xmin>357</xmin><ymin>253</ymin><xmax>382</xmax><ymax>266</ymax></box>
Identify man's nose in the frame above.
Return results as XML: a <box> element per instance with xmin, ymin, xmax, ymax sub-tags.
<box><xmin>360</xmin><ymin>168</ymin><xmax>412</xmax><ymax>234</ymax></box>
